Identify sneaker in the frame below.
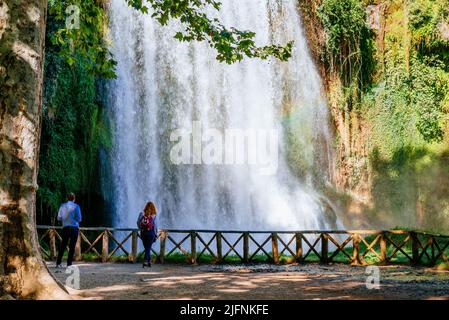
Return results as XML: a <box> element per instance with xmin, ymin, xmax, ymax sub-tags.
<box><xmin>142</xmin><ymin>262</ymin><xmax>148</xmax><ymax>268</ymax></box>
<box><xmin>55</xmin><ymin>264</ymin><xmax>63</xmax><ymax>269</ymax></box>
<box><xmin>148</xmin><ymin>261</ymin><xmax>152</xmax><ymax>267</ymax></box>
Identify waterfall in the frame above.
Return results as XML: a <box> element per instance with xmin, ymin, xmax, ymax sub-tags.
<box><xmin>107</xmin><ymin>0</ymin><xmax>339</xmax><ymax>231</ymax></box>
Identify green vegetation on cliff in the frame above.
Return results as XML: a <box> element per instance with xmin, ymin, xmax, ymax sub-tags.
<box><xmin>317</xmin><ymin>0</ymin><xmax>375</xmax><ymax>92</ymax></box>
<box><xmin>37</xmin><ymin>0</ymin><xmax>112</xmax><ymax>225</ymax></box>
<box><xmin>313</xmin><ymin>0</ymin><xmax>449</xmax><ymax>231</ymax></box>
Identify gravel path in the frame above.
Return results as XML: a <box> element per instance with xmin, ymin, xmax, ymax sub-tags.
<box><xmin>48</xmin><ymin>262</ymin><xmax>449</xmax><ymax>300</ymax></box>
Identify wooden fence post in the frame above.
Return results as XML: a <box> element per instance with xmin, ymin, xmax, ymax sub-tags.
<box><xmin>321</xmin><ymin>233</ymin><xmax>329</xmax><ymax>264</ymax></box>
<box><xmin>131</xmin><ymin>230</ymin><xmax>138</xmax><ymax>263</ymax></box>
<box><xmin>190</xmin><ymin>231</ymin><xmax>197</xmax><ymax>264</ymax></box>
<box><xmin>411</xmin><ymin>231</ymin><xmax>419</xmax><ymax>265</ymax></box>
<box><xmin>216</xmin><ymin>232</ymin><xmax>222</xmax><ymax>263</ymax></box>
<box><xmin>102</xmin><ymin>230</ymin><xmax>109</xmax><ymax>263</ymax></box>
<box><xmin>352</xmin><ymin>233</ymin><xmax>363</xmax><ymax>265</ymax></box>
<box><xmin>380</xmin><ymin>232</ymin><xmax>387</xmax><ymax>264</ymax></box>
<box><xmin>243</xmin><ymin>232</ymin><xmax>249</xmax><ymax>263</ymax></box>
<box><xmin>430</xmin><ymin>236</ymin><xmax>435</xmax><ymax>265</ymax></box>
<box><xmin>74</xmin><ymin>231</ymin><xmax>82</xmax><ymax>261</ymax></box>
<box><xmin>272</xmin><ymin>233</ymin><xmax>280</xmax><ymax>264</ymax></box>
<box><xmin>49</xmin><ymin>229</ymin><xmax>56</xmax><ymax>260</ymax></box>
<box><xmin>159</xmin><ymin>231</ymin><xmax>166</xmax><ymax>264</ymax></box>
<box><xmin>295</xmin><ymin>233</ymin><xmax>303</xmax><ymax>262</ymax></box>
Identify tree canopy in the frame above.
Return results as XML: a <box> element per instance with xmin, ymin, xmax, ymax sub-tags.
<box><xmin>50</xmin><ymin>0</ymin><xmax>293</xmax><ymax>79</ymax></box>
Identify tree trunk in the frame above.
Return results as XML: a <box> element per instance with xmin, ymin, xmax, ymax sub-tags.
<box><xmin>0</xmin><ymin>0</ymin><xmax>68</xmax><ymax>299</ymax></box>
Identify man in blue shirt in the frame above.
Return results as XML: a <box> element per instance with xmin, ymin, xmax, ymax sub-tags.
<box><xmin>56</xmin><ymin>193</ymin><xmax>82</xmax><ymax>268</ymax></box>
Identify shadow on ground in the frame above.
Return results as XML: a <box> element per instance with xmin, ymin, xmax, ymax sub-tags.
<box><xmin>48</xmin><ymin>262</ymin><xmax>449</xmax><ymax>300</ymax></box>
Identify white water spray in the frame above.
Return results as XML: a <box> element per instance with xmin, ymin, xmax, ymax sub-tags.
<box><xmin>107</xmin><ymin>0</ymin><xmax>339</xmax><ymax>231</ymax></box>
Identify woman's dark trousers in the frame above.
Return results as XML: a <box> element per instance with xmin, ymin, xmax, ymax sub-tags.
<box><xmin>56</xmin><ymin>226</ymin><xmax>79</xmax><ymax>266</ymax></box>
<box><xmin>141</xmin><ymin>230</ymin><xmax>156</xmax><ymax>262</ymax></box>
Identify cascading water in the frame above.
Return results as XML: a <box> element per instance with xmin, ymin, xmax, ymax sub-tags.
<box><xmin>107</xmin><ymin>0</ymin><xmax>340</xmax><ymax>231</ymax></box>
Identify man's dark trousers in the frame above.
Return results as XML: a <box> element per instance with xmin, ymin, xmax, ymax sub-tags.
<box><xmin>56</xmin><ymin>226</ymin><xmax>79</xmax><ymax>266</ymax></box>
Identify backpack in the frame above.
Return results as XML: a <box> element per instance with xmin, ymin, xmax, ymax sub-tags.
<box><xmin>140</xmin><ymin>214</ymin><xmax>154</xmax><ymax>231</ymax></box>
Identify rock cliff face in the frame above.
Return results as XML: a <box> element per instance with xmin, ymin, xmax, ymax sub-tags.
<box><xmin>298</xmin><ymin>0</ymin><xmax>449</xmax><ymax>232</ymax></box>
<box><xmin>297</xmin><ymin>0</ymin><xmax>375</xmax><ymax>228</ymax></box>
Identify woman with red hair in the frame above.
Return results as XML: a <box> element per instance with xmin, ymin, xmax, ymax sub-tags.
<box><xmin>136</xmin><ymin>201</ymin><xmax>158</xmax><ymax>267</ymax></box>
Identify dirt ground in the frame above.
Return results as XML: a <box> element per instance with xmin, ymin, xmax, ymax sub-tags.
<box><xmin>48</xmin><ymin>262</ymin><xmax>449</xmax><ymax>300</ymax></box>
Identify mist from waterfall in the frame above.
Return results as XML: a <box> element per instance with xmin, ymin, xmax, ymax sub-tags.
<box><xmin>107</xmin><ymin>0</ymin><xmax>339</xmax><ymax>231</ymax></box>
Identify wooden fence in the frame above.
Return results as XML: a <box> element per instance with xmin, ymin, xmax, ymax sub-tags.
<box><xmin>36</xmin><ymin>226</ymin><xmax>449</xmax><ymax>266</ymax></box>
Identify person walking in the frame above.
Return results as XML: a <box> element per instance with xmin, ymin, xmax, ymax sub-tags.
<box><xmin>56</xmin><ymin>193</ymin><xmax>82</xmax><ymax>268</ymax></box>
<box><xmin>137</xmin><ymin>201</ymin><xmax>158</xmax><ymax>268</ymax></box>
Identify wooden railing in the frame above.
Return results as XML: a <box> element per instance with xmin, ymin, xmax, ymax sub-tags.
<box><xmin>36</xmin><ymin>226</ymin><xmax>449</xmax><ymax>266</ymax></box>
